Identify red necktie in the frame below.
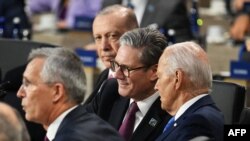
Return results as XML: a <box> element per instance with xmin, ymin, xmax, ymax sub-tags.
<box><xmin>119</xmin><ymin>102</ymin><xmax>139</xmax><ymax>141</ymax></box>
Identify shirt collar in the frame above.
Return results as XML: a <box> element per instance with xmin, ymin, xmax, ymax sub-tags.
<box><xmin>47</xmin><ymin>105</ymin><xmax>78</xmax><ymax>140</ymax></box>
<box><xmin>175</xmin><ymin>94</ymin><xmax>208</xmax><ymax>121</ymax></box>
<box><xmin>130</xmin><ymin>91</ymin><xmax>159</xmax><ymax>116</ymax></box>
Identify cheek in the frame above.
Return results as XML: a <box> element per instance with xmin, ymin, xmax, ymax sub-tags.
<box><xmin>111</xmin><ymin>42</ymin><xmax>120</xmax><ymax>51</ymax></box>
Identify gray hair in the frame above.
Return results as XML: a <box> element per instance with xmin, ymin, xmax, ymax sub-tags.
<box><xmin>162</xmin><ymin>41</ymin><xmax>212</xmax><ymax>90</ymax></box>
<box><xmin>0</xmin><ymin>103</ymin><xmax>30</xmax><ymax>141</ymax></box>
<box><xmin>97</xmin><ymin>4</ymin><xmax>138</xmax><ymax>29</ymax></box>
<box><xmin>28</xmin><ymin>47</ymin><xmax>86</xmax><ymax>103</ymax></box>
<box><xmin>119</xmin><ymin>27</ymin><xmax>167</xmax><ymax>67</ymax></box>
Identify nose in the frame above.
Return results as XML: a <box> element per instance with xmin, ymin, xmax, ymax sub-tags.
<box><xmin>100</xmin><ymin>37</ymin><xmax>110</xmax><ymax>50</ymax></box>
<box><xmin>154</xmin><ymin>80</ymin><xmax>159</xmax><ymax>90</ymax></box>
<box><xmin>114</xmin><ymin>67</ymin><xmax>126</xmax><ymax>80</ymax></box>
<box><xmin>17</xmin><ymin>85</ymin><xmax>25</xmax><ymax>98</ymax></box>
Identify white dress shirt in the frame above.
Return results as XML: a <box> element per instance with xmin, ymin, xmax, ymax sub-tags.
<box><xmin>174</xmin><ymin>94</ymin><xmax>208</xmax><ymax>121</ymax></box>
<box><xmin>46</xmin><ymin>105</ymin><xmax>77</xmax><ymax>141</ymax></box>
<box><xmin>126</xmin><ymin>91</ymin><xmax>159</xmax><ymax>132</ymax></box>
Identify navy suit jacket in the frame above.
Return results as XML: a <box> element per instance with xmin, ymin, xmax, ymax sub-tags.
<box><xmin>54</xmin><ymin>105</ymin><xmax>124</xmax><ymax>141</ymax></box>
<box><xmin>102</xmin><ymin>0</ymin><xmax>193</xmax><ymax>42</ymax></box>
<box><xmin>84</xmin><ymin>78</ymin><xmax>172</xmax><ymax>141</ymax></box>
<box><xmin>156</xmin><ymin>95</ymin><xmax>224</xmax><ymax>141</ymax></box>
<box><xmin>84</xmin><ymin>68</ymin><xmax>109</xmax><ymax>105</ymax></box>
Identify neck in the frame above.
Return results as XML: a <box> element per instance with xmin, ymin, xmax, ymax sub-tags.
<box><xmin>45</xmin><ymin>102</ymin><xmax>77</xmax><ymax>126</ymax></box>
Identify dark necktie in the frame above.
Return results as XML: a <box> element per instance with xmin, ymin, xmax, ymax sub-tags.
<box><xmin>119</xmin><ymin>102</ymin><xmax>139</xmax><ymax>141</ymax></box>
<box><xmin>163</xmin><ymin>117</ymin><xmax>175</xmax><ymax>133</ymax></box>
<box><xmin>44</xmin><ymin>136</ymin><xmax>49</xmax><ymax>141</ymax></box>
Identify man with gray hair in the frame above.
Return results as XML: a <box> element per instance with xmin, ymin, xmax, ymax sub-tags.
<box><xmin>155</xmin><ymin>41</ymin><xmax>224</xmax><ymax>141</ymax></box>
<box><xmin>85</xmin><ymin>27</ymin><xmax>172</xmax><ymax>141</ymax></box>
<box><xmin>84</xmin><ymin>4</ymin><xmax>139</xmax><ymax>104</ymax></box>
<box><xmin>17</xmin><ymin>47</ymin><xmax>123</xmax><ymax>141</ymax></box>
<box><xmin>0</xmin><ymin>102</ymin><xmax>30</xmax><ymax>141</ymax></box>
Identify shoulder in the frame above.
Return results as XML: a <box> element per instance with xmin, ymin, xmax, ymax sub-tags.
<box><xmin>55</xmin><ymin>107</ymin><xmax>123</xmax><ymax>141</ymax></box>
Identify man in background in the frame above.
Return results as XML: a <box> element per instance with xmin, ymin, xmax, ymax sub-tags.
<box><xmin>155</xmin><ymin>41</ymin><xmax>224</xmax><ymax>141</ymax></box>
<box><xmin>84</xmin><ymin>5</ymin><xmax>139</xmax><ymax>104</ymax></box>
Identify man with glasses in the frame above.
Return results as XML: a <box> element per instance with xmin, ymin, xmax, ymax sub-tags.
<box><xmin>84</xmin><ymin>5</ymin><xmax>139</xmax><ymax>104</ymax></box>
<box><xmin>85</xmin><ymin>27</ymin><xmax>172</xmax><ymax>141</ymax></box>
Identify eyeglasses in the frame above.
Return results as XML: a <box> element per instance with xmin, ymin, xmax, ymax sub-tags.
<box><xmin>110</xmin><ymin>60</ymin><xmax>147</xmax><ymax>77</ymax></box>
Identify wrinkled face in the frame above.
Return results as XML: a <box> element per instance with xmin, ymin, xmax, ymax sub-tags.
<box><xmin>17</xmin><ymin>58</ymin><xmax>54</xmax><ymax>124</ymax></box>
<box><xmin>93</xmin><ymin>13</ymin><xmax>130</xmax><ymax>68</ymax></box>
<box><xmin>114</xmin><ymin>46</ymin><xmax>156</xmax><ymax>101</ymax></box>
<box><xmin>155</xmin><ymin>56</ymin><xmax>178</xmax><ymax>112</ymax></box>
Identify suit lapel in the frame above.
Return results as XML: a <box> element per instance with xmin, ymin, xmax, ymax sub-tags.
<box><xmin>156</xmin><ymin>95</ymin><xmax>216</xmax><ymax>141</ymax></box>
<box><xmin>108</xmin><ymin>96</ymin><xmax>130</xmax><ymax>129</ymax></box>
<box><xmin>131</xmin><ymin>98</ymin><xmax>170</xmax><ymax>141</ymax></box>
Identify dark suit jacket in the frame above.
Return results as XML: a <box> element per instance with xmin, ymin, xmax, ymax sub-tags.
<box><xmin>54</xmin><ymin>105</ymin><xmax>124</xmax><ymax>141</ymax></box>
<box><xmin>85</xmin><ymin>78</ymin><xmax>172</xmax><ymax>141</ymax></box>
<box><xmin>102</xmin><ymin>0</ymin><xmax>193</xmax><ymax>42</ymax></box>
<box><xmin>84</xmin><ymin>68</ymin><xmax>109</xmax><ymax>104</ymax></box>
<box><xmin>156</xmin><ymin>95</ymin><xmax>224</xmax><ymax>141</ymax></box>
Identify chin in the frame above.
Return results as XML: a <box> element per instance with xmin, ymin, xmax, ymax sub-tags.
<box><xmin>118</xmin><ymin>88</ymin><xmax>130</xmax><ymax>97</ymax></box>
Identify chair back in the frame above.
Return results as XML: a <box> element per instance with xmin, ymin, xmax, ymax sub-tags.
<box><xmin>210</xmin><ymin>80</ymin><xmax>246</xmax><ymax>124</ymax></box>
<box><xmin>239</xmin><ymin>107</ymin><xmax>250</xmax><ymax>124</ymax></box>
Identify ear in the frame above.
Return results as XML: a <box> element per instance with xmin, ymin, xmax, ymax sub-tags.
<box><xmin>149</xmin><ymin>64</ymin><xmax>158</xmax><ymax>81</ymax></box>
<box><xmin>52</xmin><ymin>83</ymin><xmax>65</xmax><ymax>103</ymax></box>
<box><xmin>174</xmin><ymin>69</ymin><xmax>183</xmax><ymax>90</ymax></box>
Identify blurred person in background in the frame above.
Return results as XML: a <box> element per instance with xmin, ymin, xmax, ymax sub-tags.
<box><xmin>102</xmin><ymin>0</ymin><xmax>193</xmax><ymax>43</ymax></box>
<box><xmin>27</xmin><ymin>0</ymin><xmax>102</xmax><ymax>30</ymax></box>
<box><xmin>0</xmin><ymin>102</ymin><xmax>30</xmax><ymax>141</ymax></box>
<box><xmin>228</xmin><ymin>0</ymin><xmax>250</xmax><ymax>41</ymax></box>
<box><xmin>0</xmin><ymin>0</ymin><xmax>32</xmax><ymax>39</ymax></box>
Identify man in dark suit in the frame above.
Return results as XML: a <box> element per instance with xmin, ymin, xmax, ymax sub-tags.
<box><xmin>17</xmin><ymin>47</ymin><xmax>124</xmax><ymax>141</ymax></box>
<box><xmin>85</xmin><ymin>27</ymin><xmax>172</xmax><ymax>141</ymax></box>
<box><xmin>102</xmin><ymin>0</ymin><xmax>193</xmax><ymax>42</ymax></box>
<box><xmin>155</xmin><ymin>41</ymin><xmax>224</xmax><ymax>141</ymax></box>
<box><xmin>84</xmin><ymin>5</ymin><xmax>139</xmax><ymax>104</ymax></box>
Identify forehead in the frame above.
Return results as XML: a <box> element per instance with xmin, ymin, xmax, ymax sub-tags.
<box><xmin>24</xmin><ymin>58</ymin><xmax>45</xmax><ymax>78</ymax></box>
<box><xmin>93</xmin><ymin>14</ymin><xmax>129</xmax><ymax>34</ymax></box>
<box><xmin>116</xmin><ymin>46</ymin><xmax>141</xmax><ymax>64</ymax></box>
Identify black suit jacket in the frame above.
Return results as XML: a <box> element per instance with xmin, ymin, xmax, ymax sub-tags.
<box><xmin>84</xmin><ymin>68</ymin><xmax>109</xmax><ymax>104</ymax></box>
<box><xmin>85</xmin><ymin>78</ymin><xmax>172</xmax><ymax>141</ymax></box>
<box><xmin>54</xmin><ymin>105</ymin><xmax>124</xmax><ymax>141</ymax></box>
<box><xmin>102</xmin><ymin>0</ymin><xmax>193</xmax><ymax>42</ymax></box>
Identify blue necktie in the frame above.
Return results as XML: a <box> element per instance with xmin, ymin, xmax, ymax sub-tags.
<box><xmin>163</xmin><ymin>117</ymin><xmax>175</xmax><ymax>133</ymax></box>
